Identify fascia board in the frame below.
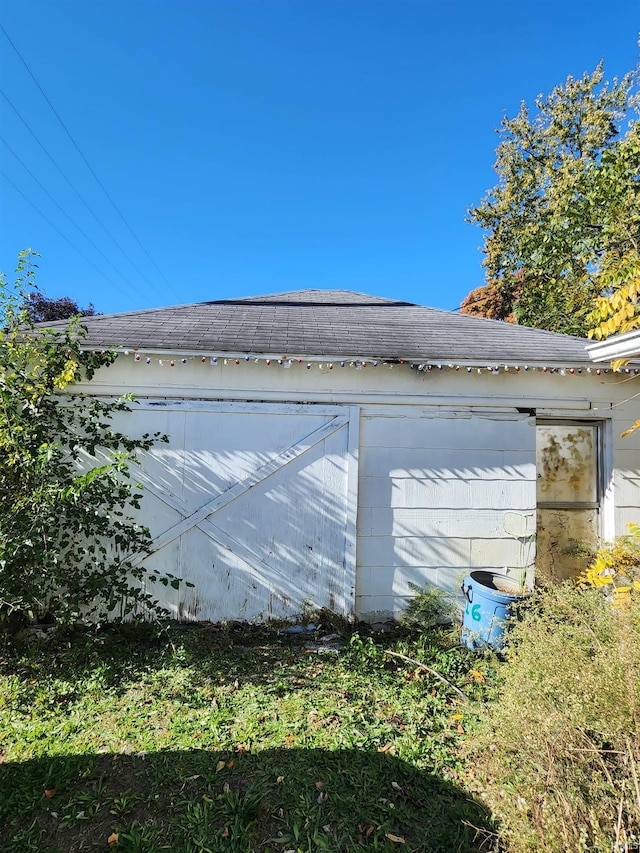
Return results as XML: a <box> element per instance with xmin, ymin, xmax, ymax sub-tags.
<box><xmin>585</xmin><ymin>330</ymin><xmax>640</xmax><ymax>362</ymax></box>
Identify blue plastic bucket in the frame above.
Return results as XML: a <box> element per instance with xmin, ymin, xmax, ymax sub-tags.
<box><xmin>461</xmin><ymin>570</ymin><xmax>529</xmax><ymax>650</ymax></box>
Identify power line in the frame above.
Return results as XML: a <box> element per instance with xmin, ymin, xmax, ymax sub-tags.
<box><xmin>0</xmin><ymin>87</ymin><xmax>157</xmax><ymax>305</ymax></box>
<box><xmin>2</xmin><ymin>170</ymin><xmax>146</xmax><ymax>307</ymax></box>
<box><xmin>1</xmin><ymin>135</ymin><xmax>151</xmax><ymax>297</ymax></box>
<box><xmin>0</xmin><ymin>22</ymin><xmax>181</xmax><ymax>302</ymax></box>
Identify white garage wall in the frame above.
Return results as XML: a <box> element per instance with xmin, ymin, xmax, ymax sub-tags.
<box><xmin>355</xmin><ymin>407</ymin><xmax>536</xmax><ymax>622</ymax></box>
<box><xmin>72</xmin><ymin>356</ymin><xmax>640</xmax><ymax>623</ymax></box>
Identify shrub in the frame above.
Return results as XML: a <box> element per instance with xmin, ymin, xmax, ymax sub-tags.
<box><xmin>0</xmin><ymin>251</ymin><xmax>176</xmax><ymax>631</ymax></box>
<box><xmin>466</xmin><ymin>582</ymin><xmax>640</xmax><ymax>852</ymax></box>
<box><xmin>578</xmin><ymin>523</ymin><xmax>640</xmax><ymax>605</ymax></box>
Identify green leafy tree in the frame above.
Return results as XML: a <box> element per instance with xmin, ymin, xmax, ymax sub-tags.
<box><xmin>467</xmin><ymin>61</ymin><xmax>639</xmax><ymax>335</ymax></box>
<box><xmin>587</xmin><ymin>120</ymin><xmax>640</xmax><ymax>341</ymax></box>
<box><xmin>0</xmin><ymin>251</ymin><xmax>175</xmax><ymax>631</ymax></box>
<box><xmin>587</xmin><ymin>126</ymin><xmax>640</xmax><ymax>435</ymax></box>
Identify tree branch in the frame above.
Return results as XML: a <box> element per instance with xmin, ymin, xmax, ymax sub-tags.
<box><xmin>383</xmin><ymin>650</ymin><xmax>472</xmax><ymax>704</ymax></box>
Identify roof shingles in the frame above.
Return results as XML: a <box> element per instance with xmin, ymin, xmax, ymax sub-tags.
<box><xmin>44</xmin><ymin>289</ymin><xmax>594</xmax><ymax>365</ymax></box>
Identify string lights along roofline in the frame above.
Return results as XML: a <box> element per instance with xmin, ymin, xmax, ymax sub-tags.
<box><xmin>79</xmin><ymin>347</ymin><xmax>638</xmax><ymax>375</ymax></box>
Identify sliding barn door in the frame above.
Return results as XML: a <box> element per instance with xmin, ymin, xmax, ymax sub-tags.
<box><xmin>127</xmin><ymin>401</ymin><xmax>358</xmax><ymax>622</ymax></box>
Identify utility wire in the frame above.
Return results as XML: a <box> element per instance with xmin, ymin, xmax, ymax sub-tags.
<box><xmin>2</xmin><ymin>170</ymin><xmax>146</xmax><ymax>307</ymax></box>
<box><xmin>1</xmin><ymin>135</ymin><xmax>150</xmax><ymax>297</ymax></box>
<box><xmin>0</xmin><ymin>87</ymin><xmax>153</xmax><ymax>306</ymax></box>
<box><xmin>0</xmin><ymin>23</ymin><xmax>180</xmax><ymax>302</ymax></box>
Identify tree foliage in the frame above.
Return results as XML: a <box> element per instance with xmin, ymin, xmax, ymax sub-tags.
<box><xmin>467</xmin><ymin>62</ymin><xmax>639</xmax><ymax>335</ymax></box>
<box><xmin>0</xmin><ymin>251</ymin><xmax>175</xmax><ymax>630</ymax></box>
<box><xmin>23</xmin><ymin>290</ymin><xmax>97</xmax><ymax>323</ymax></box>
<box><xmin>588</xmin><ymin>250</ymin><xmax>640</xmax><ymax>343</ymax></box>
<box><xmin>459</xmin><ymin>275</ymin><xmax>520</xmax><ymax>322</ymax></box>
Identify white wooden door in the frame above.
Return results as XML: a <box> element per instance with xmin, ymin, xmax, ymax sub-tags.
<box><xmin>127</xmin><ymin>401</ymin><xmax>358</xmax><ymax>622</ymax></box>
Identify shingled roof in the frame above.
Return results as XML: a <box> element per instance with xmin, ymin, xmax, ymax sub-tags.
<box><xmin>51</xmin><ymin>289</ymin><xmax>595</xmax><ymax>365</ymax></box>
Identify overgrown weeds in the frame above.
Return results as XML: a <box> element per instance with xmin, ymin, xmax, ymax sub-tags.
<box><xmin>400</xmin><ymin>582</ymin><xmax>459</xmax><ymax>630</ymax></box>
<box><xmin>466</xmin><ymin>582</ymin><xmax>640</xmax><ymax>852</ymax></box>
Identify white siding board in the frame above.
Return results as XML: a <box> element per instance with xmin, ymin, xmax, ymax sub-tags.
<box><xmin>359</xmin><ymin>446</ymin><xmax>534</xmax><ymax>479</ymax></box>
<box><xmin>615</xmin><ymin>447</ymin><xmax>640</xmax><ymax>471</ymax></box>
<box><xmin>358</xmin><ymin>536</ymin><xmax>472</xmax><ymax>568</ymax></box>
<box><xmin>617</xmin><ymin>476</ymin><xmax>640</xmax><ymax>508</ymax></box>
<box><xmin>616</xmin><ymin>507</ymin><xmax>640</xmax><ymax>529</ymax></box>
<box><xmin>613</xmin><ymin>415</ymin><xmax>640</xmax><ymax>446</ymax></box>
<box><xmin>357</xmin><ymin>570</ymin><xmax>466</xmax><ymax>622</ymax></box>
<box><xmin>357</xmin><ymin>567</ymin><xmax>441</xmax><ymax>598</ymax></box>
<box><xmin>360</xmin><ymin>413</ymin><xmax>535</xmax><ymax>451</ymax></box>
<box><xmin>434</xmin><ymin>567</ymin><xmax>472</xmax><ymax>594</ymax></box>
<box><xmin>352</xmin><ymin>595</ymin><xmax>413</xmax><ymax>621</ymax></box>
<box><xmin>358</xmin><ymin>536</ymin><xmax>527</xmax><ymax>570</ymax></box>
<box><xmin>367</xmin><ymin>508</ymin><xmax>533</xmax><ymax>539</ymax></box>
<box><xmin>469</xmin><ymin>538</ymin><xmax>533</xmax><ymax>568</ymax></box>
<box><xmin>357</xmin><ymin>563</ymin><xmax>487</xmax><ymax>621</ymax></box>
<box><xmin>359</xmin><ymin>477</ymin><xmax>535</xmax><ymax>509</ymax></box>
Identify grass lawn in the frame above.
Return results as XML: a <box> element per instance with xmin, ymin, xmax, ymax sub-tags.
<box><xmin>0</xmin><ymin>621</ymin><xmax>499</xmax><ymax>852</ymax></box>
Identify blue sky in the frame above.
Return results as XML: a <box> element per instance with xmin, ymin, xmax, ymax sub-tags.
<box><xmin>1</xmin><ymin>0</ymin><xmax>638</xmax><ymax>316</ymax></box>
